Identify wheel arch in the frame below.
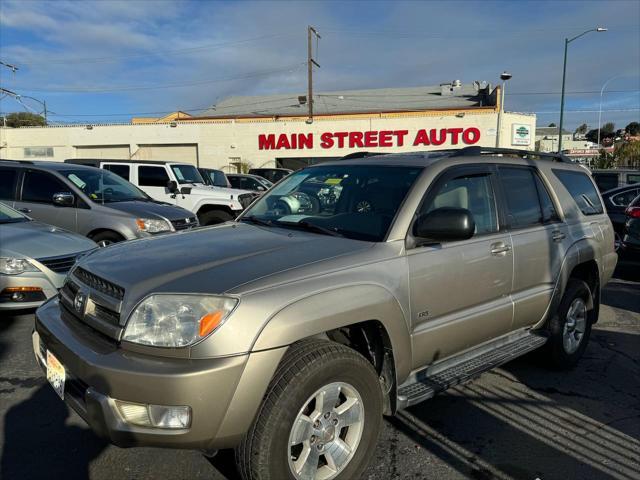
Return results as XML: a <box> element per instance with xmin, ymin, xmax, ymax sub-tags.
<box><xmin>87</xmin><ymin>228</ymin><xmax>126</xmax><ymax>242</ymax></box>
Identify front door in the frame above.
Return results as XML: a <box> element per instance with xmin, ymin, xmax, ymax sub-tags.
<box><xmin>135</xmin><ymin>165</ymin><xmax>174</xmax><ymax>204</ymax></box>
<box><xmin>408</xmin><ymin>165</ymin><xmax>514</xmax><ymax>369</ymax></box>
<box><xmin>15</xmin><ymin>170</ymin><xmax>78</xmax><ymax>232</ymax></box>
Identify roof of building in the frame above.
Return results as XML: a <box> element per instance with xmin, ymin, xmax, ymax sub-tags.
<box><xmin>535</xmin><ymin>127</ymin><xmax>572</xmax><ymax>136</ymax></box>
<box><xmin>197</xmin><ymin>81</ymin><xmax>495</xmax><ymax>118</ymax></box>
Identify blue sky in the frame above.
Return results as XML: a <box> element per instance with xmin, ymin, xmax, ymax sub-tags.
<box><xmin>0</xmin><ymin>0</ymin><xmax>638</xmax><ymax>130</ymax></box>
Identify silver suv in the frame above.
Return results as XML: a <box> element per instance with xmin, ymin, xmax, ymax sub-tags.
<box><xmin>34</xmin><ymin>147</ymin><xmax>617</xmax><ymax>480</ymax></box>
<box><xmin>0</xmin><ymin>160</ymin><xmax>198</xmax><ymax>246</ymax></box>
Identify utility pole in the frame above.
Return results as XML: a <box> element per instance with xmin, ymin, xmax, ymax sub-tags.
<box><xmin>307</xmin><ymin>26</ymin><xmax>321</xmax><ymax>124</ymax></box>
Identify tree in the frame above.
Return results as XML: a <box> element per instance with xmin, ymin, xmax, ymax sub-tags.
<box><xmin>625</xmin><ymin>121</ymin><xmax>640</xmax><ymax>136</ymax></box>
<box><xmin>575</xmin><ymin>123</ymin><xmax>588</xmax><ymax>134</ymax></box>
<box><xmin>3</xmin><ymin>112</ymin><xmax>46</xmax><ymax>127</ymax></box>
<box><xmin>602</xmin><ymin>122</ymin><xmax>616</xmax><ymax>134</ymax></box>
<box><xmin>548</xmin><ymin>122</ymin><xmax>557</xmax><ymax>127</ymax></box>
<box><xmin>593</xmin><ymin>149</ymin><xmax>615</xmax><ymax>169</ymax></box>
<box><xmin>615</xmin><ymin>141</ymin><xmax>640</xmax><ymax>168</ymax></box>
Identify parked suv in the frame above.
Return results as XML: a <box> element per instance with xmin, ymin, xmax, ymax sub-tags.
<box><xmin>66</xmin><ymin>159</ymin><xmax>255</xmax><ymax>225</ymax></box>
<box><xmin>34</xmin><ymin>147</ymin><xmax>617</xmax><ymax>480</ymax></box>
<box><xmin>248</xmin><ymin>167</ymin><xmax>292</xmax><ymax>183</ymax></box>
<box><xmin>0</xmin><ymin>160</ymin><xmax>198</xmax><ymax>246</ymax></box>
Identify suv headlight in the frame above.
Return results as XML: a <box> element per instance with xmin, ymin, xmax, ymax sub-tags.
<box><xmin>136</xmin><ymin>218</ymin><xmax>172</xmax><ymax>234</ymax></box>
<box><xmin>122</xmin><ymin>294</ymin><xmax>238</xmax><ymax>347</ymax></box>
<box><xmin>0</xmin><ymin>258</ymin><xmax>39</xmax><ymax>275</ymax></box>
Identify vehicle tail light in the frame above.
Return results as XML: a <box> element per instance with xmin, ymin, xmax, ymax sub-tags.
<box><xmin>625</xmin><ymin>206</ymin><xmax>640</xmax><ymax>219</ymax></box>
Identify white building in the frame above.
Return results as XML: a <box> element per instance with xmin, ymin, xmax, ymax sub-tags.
<box><xmin>0</xmin><ymin>81</ymin><xmax>536</xmax><ymax>171</ymax></box>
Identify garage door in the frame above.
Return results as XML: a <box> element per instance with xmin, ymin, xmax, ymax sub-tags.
<box><xmin>75</xmin><ymin>145</ymin><xmax>130</xmax><ymax>159</ymax></box>
<box><xmin>134</xmin><ymin>144</ymin><xmax>198</xmax><ymax>165</ymax></box>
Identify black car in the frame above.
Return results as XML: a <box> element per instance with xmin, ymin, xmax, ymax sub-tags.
<box><xmin>602</xmin><ymin>184</ymin><xmax>640</xmax><ymax>241</ymax></box>
<box><xmin>198</xmin><ymin>168</ymin><xmax>231</xmax><ymax>188</ymax></box>
<box><xmin>227</xmin><ymin>173</ymin><xmax>273</xmax><ymax>193</ymax></box>
<box><xmin>248</xmin><ymin>167</ymin><xmax>292</xmax><ymax>183</ymax></box>
<box><xmin>620</xmin><ymin>193</ymin><xmax>640</xmax><ymax>261</ymax></box>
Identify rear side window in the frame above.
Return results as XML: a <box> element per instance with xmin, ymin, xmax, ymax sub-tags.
<box><xmin>104</xmin><ymin>164</ymin><xmax>130</xmax><ymax>181</ymax></box>
<box><xmin>22</xmin><ymin>170</ymin><xmax>70</xmax><ymax>204</ymax></box>
<box><xmin>138</xmin><ymin>166</ymin><xmax>169</xmax><ymax>187</ymax></box>
<box><xmin>0</xmin><ymin>168</ymin><xmax>18</xmax><ymax>200</ymax></box>
<box><xmin>627</xmin><ymin>174</ymin><xmax>640</xmax><ymax>184</ymax></box>
<box><xmin>553</xmin><ymin>169</ymin><xmax>604</xmax><ymax>215</ymax></box>
<box><xmin>592</xmin><ymin>173</ymin><xmax>618</xmax><ymax>192</ymax></box>
<box><xmin>499</xmin><ymin>167</ymin><xmax>543</xmax><ymax>228</ymax></box>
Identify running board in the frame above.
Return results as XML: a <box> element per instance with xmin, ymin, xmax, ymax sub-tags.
<box><xmin>397</xmin><ymin>331</ymin><xmax>547</xmax><ymax>409</ymax></box>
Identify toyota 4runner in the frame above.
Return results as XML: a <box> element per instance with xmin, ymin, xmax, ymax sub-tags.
<box><xmin>35</xmin><ymin>147</ymin><xmax>617</xmax><ymax>480</ymax></box>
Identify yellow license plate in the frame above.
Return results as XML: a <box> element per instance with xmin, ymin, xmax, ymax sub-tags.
<box><xmin>46</xmin><ymin>350</ymin><xmax>65</xmax><ymax>400</ymax></box>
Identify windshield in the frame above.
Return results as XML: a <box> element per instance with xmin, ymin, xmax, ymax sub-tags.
<box><xmin>241</xmin><ymin>165</ymin><xmax>423</xmax><ymax>241</ymax></box>
<box><xmin>0</xmin><ymin>202</ymin><xmax>30</xmax><ymax>223</ymax></box>
<box><xmin>171</xmin><ymin>164</ymin><xmax>205</xmax><ymax>184</ymax></box>
<box><xmin>60</xmin><ymin>169</ymin><xmax>149</xmax><ymax>203</ymax></box>
<box><xmin>255</xmin><ymin>176</ymin><xmax>273</xmax><ymax>188</ymax></box>
<box><xmin>204</xmin><ymin>169</ymin><xmax>231</xmax><ymax>187</ymax></box>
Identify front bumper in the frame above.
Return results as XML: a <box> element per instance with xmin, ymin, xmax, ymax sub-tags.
<box><xmin>34</xmin><ymin>298</ymin><xmax>251</xmax><ymax>450</ymax></box>
<box><xmin>0</xmin><ymin>270</ymin><xmax>64</xmax><ymax>310</ymax></box>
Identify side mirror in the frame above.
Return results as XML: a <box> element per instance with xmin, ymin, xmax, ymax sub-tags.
<box><xmin>52</xmin><ymin>192</ymin><xmax>75</xmax><ymax>207</ymax></box>
<box><xmin>414</xmin><ymin>207</ymin><xmax>475</xmax><ymax>242</ymax></box>
<box><xmin>167</xmin><ymin>180</ymin><xmax>179</xmax><ymax>193</ymax></box>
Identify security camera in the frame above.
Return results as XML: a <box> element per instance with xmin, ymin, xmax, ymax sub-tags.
<box><xmin>500</xmin><ymin>71</ymin><xmax>512</xmax><ymax>81</ymax></box>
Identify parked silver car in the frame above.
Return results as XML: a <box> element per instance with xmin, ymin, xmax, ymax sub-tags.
<box><xmin>0</xmin><ymin>160</ymin><xmax>198</xmax><ymax>246</ymax></box>
<box><xmin>0</xmin><ymin>203</ymin><xmax>96</xmax><ymax>310</ymax></box>
<box><xmin>34</xmin><ymin>147</ymin><xmax>617</xmax><ymax>480</ymax></box>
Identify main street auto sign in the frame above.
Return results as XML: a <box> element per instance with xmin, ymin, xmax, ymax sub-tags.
<box><xmin>511</xmin><ymin>124</ymin><xmax>532</xmax><ymax>146</ymax></box>
<box><xmin>258</xmin><ymin>127</ymin><xmax>481</xmax><ymax>151</ymax></box>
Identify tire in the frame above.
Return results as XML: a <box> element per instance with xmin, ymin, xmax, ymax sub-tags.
<box><xmin>198</xmin><ymin>209</ymin><xmax>234</xmax><ymax>226</ymax></box>
<box><xmin>541</xmin><ymin>279</ymin><xmax>594</xmax><ymax>370</ymax></box>
<box><xmin>236</xmin><ymin>339</ymin><xmax>383</xmax><ymax>480</ymax></box>
<box><xmin>91</xmin><ymin>231</ymin><xmax>124</xmax><ymax>247</ymax></box>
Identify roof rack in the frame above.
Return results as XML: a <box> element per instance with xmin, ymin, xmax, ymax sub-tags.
<box><xmin>340</xmin><ymin>151</ymin><xmax>385</xmax><ymax>160</ymax></box>
<box><xmin>449</xmin><ymin>146</ymin><xmax>571</xmax><ymax>163</ymax></box>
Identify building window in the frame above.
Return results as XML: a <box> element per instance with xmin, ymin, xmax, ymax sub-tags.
<box><xmin>24</xmin><ymin>147</ymin><xmax>54</xmax><ymax>158</ymax></box>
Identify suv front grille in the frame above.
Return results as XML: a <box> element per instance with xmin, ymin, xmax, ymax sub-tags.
<box><xmin>73</xmin><ymin>267</ymin><xmax>125</xmax><ymax>301</ymax></box>
<box><xmin>37</xmin><ymin>253</ymin><xmax>82</xmax><ymax>274</ymax></box>
<box><xmin>171</xmin><ymin>216</ymin><xmax>198</xmax><ymax>231</ymax></box>
<box><xmin>239</xmin><ymin>193</ymin><xmax>258</xmax><ymax>209</ymax></box>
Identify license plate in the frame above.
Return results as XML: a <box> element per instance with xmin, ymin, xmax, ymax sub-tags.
<box><xmin>46</xmin><ymin>350</ymin><xmax>65</xmax><ymax>400</ymax></box>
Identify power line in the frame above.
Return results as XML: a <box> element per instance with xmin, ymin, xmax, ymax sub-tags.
<box><xmin>3</xmin><ymin>63</ymin><xmax>306</xmax><ymax>93</ymax></box>
<box><xmin>3</xmin><ymin>32</ymin><xmax>299</xmax><ymax>66</ymax></box>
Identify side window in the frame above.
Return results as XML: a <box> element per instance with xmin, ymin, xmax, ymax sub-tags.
<box><xmin>534</xmin><ymin>173</ymin><xmax>560</xmax><ymax>223</ymax></box>
<box><xmin>499</xmin><ymin>167</ymin><xmax>543</xmax><ymax>228</ymax></box>
<box><xmin>104</xmin><ymin>164</ymin><xmax>130</xmax><ymax>181</ymax></box>
<box><xmin>420</xmin><ymin>173</ymin><xmax>498</xmax><ymax>235</ymax></box>
<box><xmin>627</xmin><ymin>174</ymin><xmax>640</xmax><ymax>184</ymax></box>
<box><xmin>553</xmin><ymin>169</ymin><xmax>604</xmax><ymax>215</ymax></box>
<box><xmin>0</xmin><ymin>168</ymin><xmax>18</xmax><ymax>200</ymax></box>
<box><xmin>138</xmin><ymin>166</ymin><xmax>170</xmax><ymax>187</ymax></box>
<box><xmin>611</xmin><ymin>189</ymin><xmax>640</xmax><ymax>207</ymax></box>
<box><xmin>22</xmin><ymin>171</ymin><xmax>70</xmax><ymax>204</ymax></box>
<box><xmin>228</xmin><ymin>176</ymin><xmax>239</xmax><ymax>188</ymax></box>
<box><xmin>593</xmin><ymin>173</ymin><xmax>618</xmax><ymax>192</ymax></box>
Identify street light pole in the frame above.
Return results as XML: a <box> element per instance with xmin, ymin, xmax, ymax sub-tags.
<box><xmin>597</xmin><ymin>75</ymin><xmax>626</xmax><ymax>147</ymax></box>
<box><xmin>495</xmin><ymin>71</ymin><xmax>512</xmax><ymax>147</ymax></box>
<box><xmin>558</xmin><ymin>27</ymin><xmax>607</xmax><ymax>152</ymax></box>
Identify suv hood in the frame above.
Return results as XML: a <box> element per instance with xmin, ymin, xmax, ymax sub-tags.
<box><xmin>75</xmin><ymin>223</ymin><xmax>373</xmax><ymax>307</ymax></box>
<box><xmin>0</xmin><ymin>221</ymin><xmax>96</xmax><ymax>259</ymax></box>
<box><xmin>104</xmin><ymin>200</ymin><xmax>195</xmax><ymax>221</ymax></box>
<box><xmin>187</xmin><ymin>185</ymin><xmax>253</xmax><ymax>198</ymax></box>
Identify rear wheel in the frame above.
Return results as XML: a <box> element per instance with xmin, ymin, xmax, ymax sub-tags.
<box><xmin>91</xmin><ymin>231</ymin><xmax>124</xmax><ymax>247</ymax></box>
<box><xmin>198</xmin><ymin>209</ymin><xmax>234</xmax><ymax>225</ymax></box>
<box><xmin>542</xmin><ymin>279</ymin><xmax>594</xmax><ymax>369</ymax></box>
<box><xmin>236</xmin><ymin>339</ymin><xmax>383</xmax><ymax>480</ymax></box>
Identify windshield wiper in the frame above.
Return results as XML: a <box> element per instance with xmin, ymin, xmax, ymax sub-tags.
<box><xmin>275</xmin><ymin>220</ymin><xmax>344</xmax><ymax>238</ymax></box>
<box><xmin>240</xmin><ymin>215</ymin><xmax>273</xmax><ymax>227</ymax></box>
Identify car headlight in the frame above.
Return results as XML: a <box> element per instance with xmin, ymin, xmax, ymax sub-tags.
<box><xmin>136</xmin><ymin>218</ymin><xmax>172</xmax><ymax>234</ymax></box>
<box><xmin>122</xmin><ymin>294</ymin><xmax>238</xmax><ymax>347</ymax></box>
<box><xmin>0</xmin><ymin>258</ymin><xmax>39</xmax><ymax>275</ymax></box>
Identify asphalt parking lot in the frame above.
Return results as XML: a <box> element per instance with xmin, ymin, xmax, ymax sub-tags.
<box><xmin>0</xmin><ymin>265</ymin><xmax>638</xmax><ymax>480</ymax></box>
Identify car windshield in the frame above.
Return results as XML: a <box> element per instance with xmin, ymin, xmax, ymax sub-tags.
<box><xmin>0</xmin><ymin>203</ymin><xmax>30</xmax><ymax>223</ymax></box>
<box><xmin>205</xmin><ymin>169</ymin><xmax>230</xmax><ymax>187</ymax></box>
<box><xmin>255</xmin><ymin>176</ymin><xmax>273</xmax><ymax>188</ymax></box>
<box><xmin>171</xmin><ymin>164</ymin><xmax>205</xmax><ymax>184</ymax></box>
<box><xmin>60</xmin><ymin>169</ymin><xmax>149</xmax><ymax>203</ymax></box>
<box><xmin>240</xmin><ymin>165</ymin><xmax>423</xmax><ymax>241</ymax></box>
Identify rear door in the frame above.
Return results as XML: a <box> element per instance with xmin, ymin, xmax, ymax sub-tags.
<box><xmin>497</xmin><ymin>166</ymin><xmax>570</xmax><ymax>330</ymax></box>
<box><xmin>15</xmin><ymin>170</ymin><xmax>78</xmax><ymax>232</ymax></box>
<box><xmin>408</xmin><ymin>165</ymin><xmax>514</xmax><ymax>367</ymax></box>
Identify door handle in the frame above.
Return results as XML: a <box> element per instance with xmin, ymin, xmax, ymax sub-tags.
<box><xmin>18</xmin><ymin>208</ymin><xmax>32</xmax><ymax>214</ymax></box>
<box><xmin>552</xmin><ymin>230</ymin><xmax>566</xmax><ymax>242</ymax></box>
<box><xmin>490</xmin><ymin>243</ymin><xmax>512</xmax><ymax>255</ymax></box>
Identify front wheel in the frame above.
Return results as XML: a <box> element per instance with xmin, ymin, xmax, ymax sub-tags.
<box><xmin>198</xmin><ymin>209</ymin><xmax>234</xmax><ymax>225</ymax></box>
<box><xmin>236</xmin><ymin>339</ymin><xmax>383</xmax><ymax>480</ymax></box>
